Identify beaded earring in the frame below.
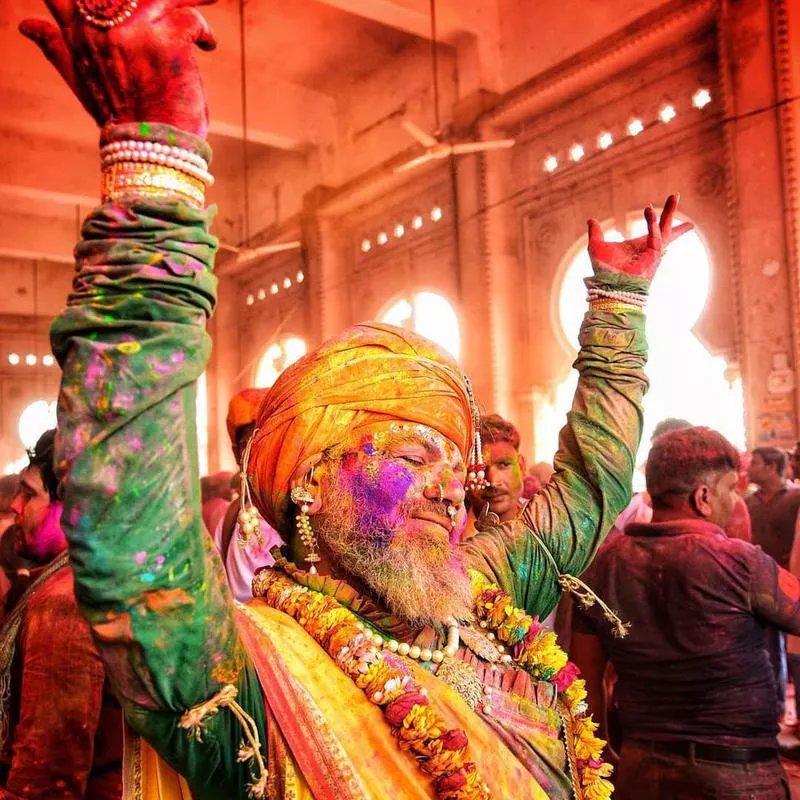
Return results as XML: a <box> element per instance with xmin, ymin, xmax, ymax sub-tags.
<box><xmin>237</xmin><ymin>429</ymin><xmax>263</xmax><ymax>550</ymax></box>
<box><xmin>290</xmin><ymin>474</ymin><xmax>321</xmax><ymax>573</ymax></box>
<box><xmin>464</xmin><ymin>376</ymin><xmax>489</xmax><ymax>493</ymax></box>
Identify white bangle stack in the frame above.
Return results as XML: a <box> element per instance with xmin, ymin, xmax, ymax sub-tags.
<box><xmin>587</xmin><ymin>288</ymin><xmax>647</xmax><ymax>308</ymax></box>
<box><xmin>101</xmin><ymin>140</ymin><xmax>214</xmax><ymax>187</ymax></box>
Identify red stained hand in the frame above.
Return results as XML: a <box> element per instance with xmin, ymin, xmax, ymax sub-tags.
<box><xmin>587</xmin><ymin>194</ymin><xmax>694</xmax><ymax>282</ymax></box>
<box><xmin>19</xmin><ymin>0</ymin><xmax>217</xmax><ymax>136</ymax></box>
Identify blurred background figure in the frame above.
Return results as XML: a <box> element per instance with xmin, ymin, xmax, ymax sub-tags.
<box><xmin>201</xmin><ymin>470</ymin><xmax>235</xmax><ymax>538</ymax></box>
<box><xmin>213</xmin><ymin>389</ymin><xmax>283</xmax><ymax>602</ymax></box>
<box><xmin>2</xmin><ymin>429</ymin><xmax>121</xmax><ymax>798</ymax></box>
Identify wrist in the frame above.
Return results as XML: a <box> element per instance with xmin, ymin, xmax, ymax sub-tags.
<box><xmin>99</xmin><ymin>123</ymin><xmax>213</xmax><ymax>208</ymax></box>
<box><xmin>586</xmin><ymin>269</ymin><xmax>650</xmax><ymax>295</ymax></box>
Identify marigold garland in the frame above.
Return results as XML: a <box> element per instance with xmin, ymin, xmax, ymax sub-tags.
<box><xmin>258</xmin><ymin>567</ymin><xmax>613</xmax><ymax>800</ymax></box>
<box><xmin>469</xmin><ymin>570</ymin><xmax>614</xmax><ymax>800</ymax></box>
<box><xmin>259</xmin><ymin>570</ymin><xmax>492</xmax><ymax>800</ymax></box>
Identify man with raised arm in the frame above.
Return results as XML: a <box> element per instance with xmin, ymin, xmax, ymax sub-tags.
<box><xmin>21</xmin><ymin>2</ymin><xmax>695</xmax><ymax>797</ymax></box>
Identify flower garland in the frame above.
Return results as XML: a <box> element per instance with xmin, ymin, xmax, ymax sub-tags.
<box><xmin>469</xmin><ymin>570</ymin><xmax>614</xmax><ymax>800</ymax></box>
<box><xmin>259</xmin><ymin>570</ymin><xmax>491</xmax><ymax>800</ymax></box>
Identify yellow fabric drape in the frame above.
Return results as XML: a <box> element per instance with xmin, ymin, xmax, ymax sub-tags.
<box><xmin>127</xmin><ymin>600</ymin><xmax>550</xmax><ymax>799</ymax></box>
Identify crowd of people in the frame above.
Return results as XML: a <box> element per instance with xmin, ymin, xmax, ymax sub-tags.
<box><xmin>6</xmin><ymin>396</ymin><xmax>800</xmax><ymax>798</ymax></box>
<box><xmin>3</xmin><ymin>1</ymin><xmax>800</xmax><ymax>798</ymax></box>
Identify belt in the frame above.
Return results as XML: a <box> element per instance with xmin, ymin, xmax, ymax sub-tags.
<box><xmin>637</xmin><ymin>740</ymin><xmax>778</xmax><ymax>764</ymax></box>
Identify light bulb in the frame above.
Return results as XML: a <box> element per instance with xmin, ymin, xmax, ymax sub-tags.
<box><xmin>377</xmin><ymin>232</ymin><xmax>389</xmax><ymax>245</ymax></box>
<box><xmin>25</xmin><ymin>354</ymin><xmax>37</xmax><ymax>366</ymax></box>
<box><xmin>361</xmin><ymin>238</ymin><xmax>372</xmax><ymax>253</ymax></box>
<box><xmin>430</xmin><ymin>207</ymin><xmax>443</xmax><ymax>222</ymax></box>
<box><xmin>569</xmin><ymin>144</ymin><xmax>585</xmax><ymax>162</ymax></box>
<box><xmin>627</xmin><ymin>119</ymin><xmax>644</xmax><ymax>137</ymax></box>
<box><xmin>257</xmin><ymin>288</ymin><xmax>266</xmax><ymax>300</ymax></box>
<box><xmin>412</xmin><ymin>215</ymin><xmax>424</xmax><ymax>230</ymax></box>
<box><xmin>394</xmin><ymin>224</ymin><xmax>405</xmax><ymax>238</ymax></box>
<box><xmin>270</xmin><ymin>283</ymin><xmax>279</xmax><ymax>295</ymax></box>
<box><xmin>597</xmin><ymin>132</ymin><xmax>613</xmax><ymax>150</ymax></box>
<box><xmin>296</xmin><ymin>270</ymin><xmax>305</xmax><ymax>283</ymax></box>
<box><xmin>283</xmin><ymin>277</ymin><xmax>292</xmax><ymax>289</ymax></box>
<box><xmin>543</xmin><ymin>155</ymin><xmax>558</xmax><ymax>173</ymax></box>
<box><xmin>246</xmin><ymin>293</ymin><xmax>254</xmax><ymax>306</ymax></box>
<box><xmin>8</xmin><ymin>353</ymin><xmax>19</xmax><ymax>366</ymax></box>
<box><xmin>42</xmin><ymin>354</ymin><xmax>55</xmax><ymax>367</ymax></box>
<box><xmin>659</xmin><ymin>104</ymin><xmax>677</xmax><ymax>123</ymax></box>
<box><xmin>692</xmin><ymin>88</ymin><xmax>711</xmax><ymax>109</ymax></box>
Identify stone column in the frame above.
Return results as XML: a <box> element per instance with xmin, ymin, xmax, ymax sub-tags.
<box><xmin>719</xmin><ymin>0</ymin><xmax>797</xmax><ymax>446</ymax></box>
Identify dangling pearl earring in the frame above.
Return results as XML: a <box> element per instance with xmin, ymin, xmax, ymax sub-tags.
<box><xmin>290</xmin><ymin>477</ymin><xmax>321</xmax><ymax>574</ymax></box>
<box><xmin>238</xmin><ymin>429</ymin><xmax>263</xmax><ymax>549</ymax></box>
<box><xmin>464</xmin><ymin>376</ymin><xmax>489</xmax><ymax>493</ymax></box>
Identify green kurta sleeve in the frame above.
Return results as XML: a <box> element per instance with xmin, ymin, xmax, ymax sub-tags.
<box><xmin>50</xmin><ymin>155</ymin><xmax>267</xmax><ymax>797</ymax></box>
<box><xmin>464</xmin><ymin>271</ymin><xmax>648</xmax><ymax>618</ymax></box>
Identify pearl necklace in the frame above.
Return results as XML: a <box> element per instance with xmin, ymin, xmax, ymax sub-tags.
<box><xmin>355</xmin><ymin>618</ymin><xmax>460</xmax><ymax>664</ymax></box>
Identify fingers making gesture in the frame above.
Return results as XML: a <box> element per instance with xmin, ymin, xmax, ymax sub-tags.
<box><xmin>587</xmin><ymin>194</ymin><xmax>694</xmax><ymax>281</ymax></box>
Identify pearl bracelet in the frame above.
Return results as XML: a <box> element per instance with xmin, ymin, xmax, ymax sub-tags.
<box><xmin>588</xmin><ymin>288</ymin><xmax>647</xmax><ymax>307</ymax></box>
<box><xmin>102</xmin><ymin>140</ymin><xmax>208</xmax><ymax>171</ymax></box>
<box><xmin>101</xmin><ymin>142</ymin><xmax>213</xmax><ymax>188</ymax></box>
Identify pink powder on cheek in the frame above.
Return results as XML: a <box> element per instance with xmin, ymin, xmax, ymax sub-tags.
<box><xmin>28</xmin><ymin>501</ymin><xmax>67</xmax><ymax>562</ymax></box>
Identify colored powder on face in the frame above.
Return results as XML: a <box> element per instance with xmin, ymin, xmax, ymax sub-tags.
<box><xmin>351</xmin><ymin>459</ymin><xmax>415</xmax><ymax>518</ymax></box>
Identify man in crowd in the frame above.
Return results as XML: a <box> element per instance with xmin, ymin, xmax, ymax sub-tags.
<box><xmin>746</xmin><ymin>446</ymin><xmax>800</xmax><ymax>713</ymax></box>
<box><xmin>212</xmin><ymin>388</ymin><xmax>283</xmax><ymax>602</ymax></box>
<box><xmin>23</xmin><ymin>2</ymin><xmax>690</xmax><ymax>796</ymax></box>
<box><xmin>464</xmin><ymin>414</ymin><xmax>527</xmax><ymax>537</ymax></box>
<box><xmin>571</xmin><ymin>427</ymin><xmax>799</xmax><ymax>799</ymax></box>
<box><xmin>2</xmin><ymin>430</ymin><xmax>121</xmax><ymax>799</ymax></box>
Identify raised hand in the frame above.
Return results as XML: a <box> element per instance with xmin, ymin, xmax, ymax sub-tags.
<box><xmin>587</xmin><ymin>194</ymin><xmax>693</xmax><ymax>282</ymax></box>
<box><xmin>20</xmin><ymin>0</ymin><xmax>217</xmax><ymax>137</ymax></box>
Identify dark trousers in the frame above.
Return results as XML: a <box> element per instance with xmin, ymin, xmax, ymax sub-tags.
<box><xmin>615</xmin><ymin>740</ymin><xmax>790</xmax><ymax>800</ymax></box>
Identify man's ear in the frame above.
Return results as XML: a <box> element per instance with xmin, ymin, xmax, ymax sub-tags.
<box><xmin>289</xmin><ymin>454</ymin><xmax>324</xmax><ymax>515</ymax></box>
<box><xmin>691</xmin><ymin>484</ymin><xmax>713</xmax><ymax>519</ymax></box>
<box><xmin>518</xmin><ymin>453</ymin><xmax>527</xmax><ymax>476</ymax></box>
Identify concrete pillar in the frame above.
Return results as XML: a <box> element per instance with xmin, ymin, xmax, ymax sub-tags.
<box><xmin>302</xmin><ymin>193</ymin><xmax>351</xmax><ymax>346</ymax></box>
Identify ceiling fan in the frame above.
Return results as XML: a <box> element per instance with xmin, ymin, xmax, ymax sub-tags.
<box><xmin>219</xmin><ymin>0</ymin><xmax>303</xmax><ymax>268</ymax></box>
<box><xmin>218</xmin><ymin>240</ymin><xmax>302</xmax><ymax>267</ymax></box>
<box><xmin>394</xmin><ymin>0</ymin><xmax>515</xmax><ymax>174</ymax></box>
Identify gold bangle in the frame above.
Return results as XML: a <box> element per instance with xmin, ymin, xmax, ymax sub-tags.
<box><xmin>589</xmin><ymin>299</ymin><xmax>642</xmax><ymax>313</ymax></box>
<box><xmin>101</xmin><ymin>162</ymin><xmax>205</xmax><ymax>208</ymax></box>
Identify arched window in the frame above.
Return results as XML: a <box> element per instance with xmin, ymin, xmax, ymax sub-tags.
<box><xmin>538</xmin><ymin>217</ymin><xmax>745</xmax><ymax>486</ymax></box>
<box><xmin>381</xmin><ymin>292</ymin><xmax>461</xmax><ymax>360</ymax></box>
<box><xmin>255</xmin><ymin>337</ymin><xmax>308</xmax><ymax>389</ymax></box>
<box><xmin>3</xmin><ymin>399</ymin><xmax>59</xmax><ymax>474</ymax></box>
<box><xmin>18</xmin><ymin>400</ymin><xmax>57</xmax><ymax>450</ymax></box>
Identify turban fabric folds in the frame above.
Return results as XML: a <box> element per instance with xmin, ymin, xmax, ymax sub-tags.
<box><xmin>226</xmin><ymin>388</ymin><xmax>269</xmax><ymax>447</ymax></box>
<box><xmin>248</xmin><ymin>322</ymin><xmax>472</xmax><ymax>534</ymax></box>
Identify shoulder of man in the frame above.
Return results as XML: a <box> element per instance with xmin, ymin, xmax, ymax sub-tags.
<box><xmin>23</xmin><ymin>564</ymin><xmax>83</xmax><ymax>624</ymax></box>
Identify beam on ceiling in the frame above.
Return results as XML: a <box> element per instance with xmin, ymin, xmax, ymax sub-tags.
<box><xmin>3</xmin><ymin>17</ymin><xmax>336</xmax><ymax>151</ymax></box>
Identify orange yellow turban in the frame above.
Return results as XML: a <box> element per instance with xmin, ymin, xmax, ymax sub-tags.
<box><xmin>248</xmin><ymin>322</ymin><xmax>472</xmax><ymax>534</ymax></box>
<box><xmin>226</xmin><ymin>388</ymin><xmax>269</xmax><ymax>447</ymax></box>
